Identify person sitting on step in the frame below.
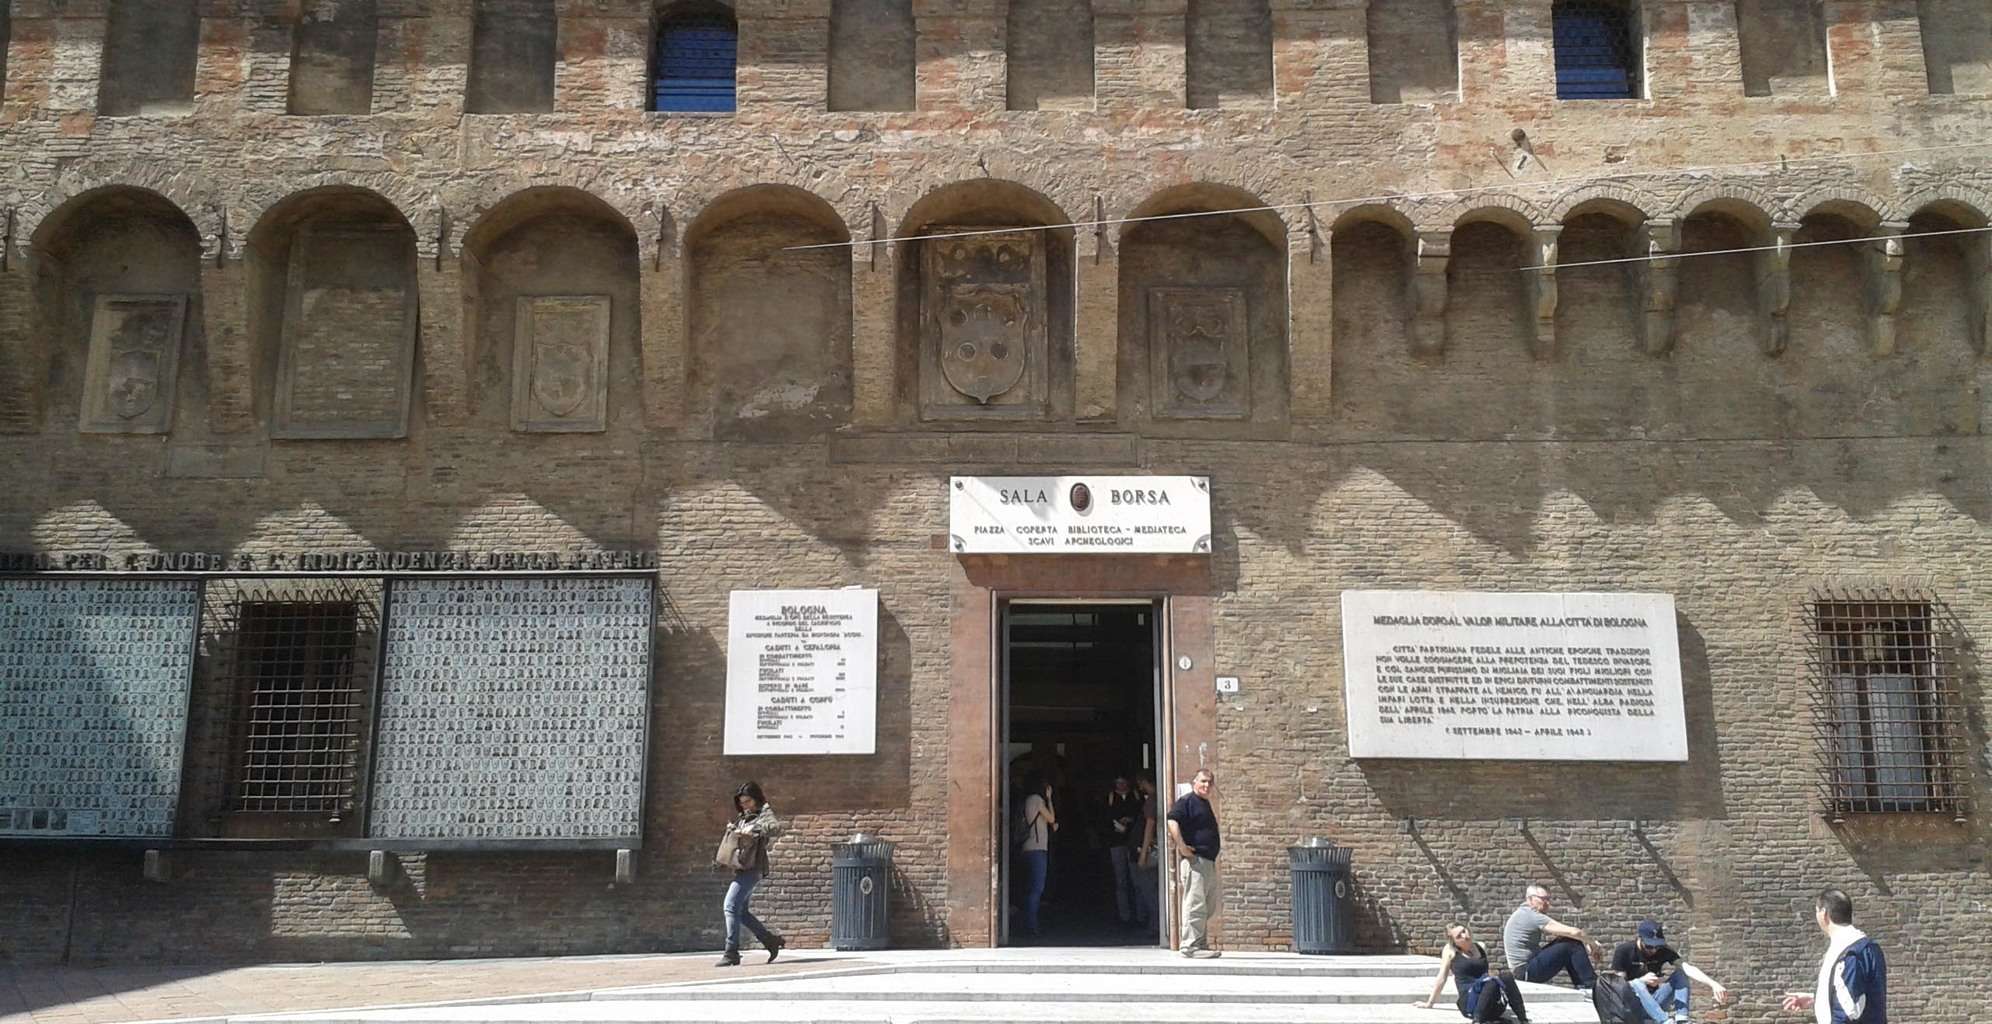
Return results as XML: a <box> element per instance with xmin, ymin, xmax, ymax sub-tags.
<box><xmin>1415</xmin><ymin>922</ymin><xmax>1530</xmax><ymax>1023</ymax></box>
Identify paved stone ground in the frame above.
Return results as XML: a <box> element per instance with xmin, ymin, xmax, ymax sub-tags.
<box><xmin>0</xmin><ymin>951</ymin><xmax>877</xmax><ymax>1024</ymax></box>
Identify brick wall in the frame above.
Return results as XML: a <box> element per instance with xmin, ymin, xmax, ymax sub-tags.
<box><xmin>0</xmin><ymin>1</ymin><xmax>1989</xmax><ymax>1020</ymax></box>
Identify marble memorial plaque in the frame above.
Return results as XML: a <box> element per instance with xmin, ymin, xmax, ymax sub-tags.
<box><xmin>920</xmin><ymin>231</ymin><xmax>1048</xmax><ymax>419</ymax></box>
<box><xmin>1149</xmin><ymin>287</ymin><xmax>1249</xmax><ymax>419</ymax></box>
<box><xmin>368</xmin><ymin>577</ymin><xmax>652</xmax><ymax>841</ymax></box>
<box><xmin>274</xmin><ymin>225</ymin><xmax>419</xmax><ymax>439</ymax></box>
<box><xmin>724</xmin><ymin>589</ymin><xmax>878</xmax><ymax>756</ymax></box>
<box><xmin>511</xmin><ymin>295</ymin><xmax>610</xmax><ymax>433</ymax></box>
<box><xmin>80</xmin><ymin>294</ymin><xmax>188</xmax><ymax>435</ymax></box>
<box><xmin>1342</xmin><ymin>590</ymin><xmax>1687</xmax><ymax>762</ymax></box>
<box><xmin>0</xmin><ymin>579</ymin><xmax>198</xmax><ymax>837</ymax></box>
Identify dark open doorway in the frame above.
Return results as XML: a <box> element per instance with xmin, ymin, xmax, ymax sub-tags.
<box><xmin>1001</xmin><ymin>600</ymin><xmax>1163</xmax><ymax>947</ymax></box>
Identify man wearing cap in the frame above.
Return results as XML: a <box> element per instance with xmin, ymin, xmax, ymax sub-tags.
<box><xmin>1611</xmin><ymin>919</ymin><xmax>1731</xmax><ymax>1023</ymax></box>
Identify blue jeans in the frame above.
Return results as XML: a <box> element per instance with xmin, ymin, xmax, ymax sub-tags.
<box><xmin>1631</xmin><ymin>971</ymin><xmax>1690</xmax><ymax>1022</ymax></box>
<box><xmin>723</xmin><ymin>870</ymin><xmax>773</xmax><ymax>951</ymax></box>
<box><xmin>1518</xmin><ymin>937</ymin><xmax>1597</xmax><ymax>989</ymax></box>
<box><xmin>1018</xmin><ymin>850</ymin><xmax>1049</xmax><ymax>935</ymax></box>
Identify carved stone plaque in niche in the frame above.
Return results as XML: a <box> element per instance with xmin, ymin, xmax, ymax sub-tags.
<box><xmin>80</xmin><ymin>293</ymin><xmax>187</xmax><ymax>434</ymax></box>
<box><xmin>511</xmin><ymin>295</ymin><xmax>610</xmax><ymax>433</ymax></box>
<box><xmin>274</xmin><ymin>224</ymin><xmax>418</xmax><ymax>439</ymax></box>
<box><xmin>1149</xmin><ymin>287</ymin><xmax>1249</xmax><ymax>419</ymax></box>
<box><xmin>920</xmin><ymin>230</ymin><xmax>1048</xmax><ymax>419</ymax></box>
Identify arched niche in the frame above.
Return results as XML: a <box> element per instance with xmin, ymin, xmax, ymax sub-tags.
<box><xmin>246</xmin><ymin>187</ymin><xmax>420</xmax><ymax>439</ymax></box>
<box><xmin>1116</xmin><ymin>184</ymin><xmax>1287</xmax><ymax>431</ymax></box>
<box><xmin>895</xmin><ymin>182</ymin><xmax>1075</xmax><ymax>423</ymax></box>
<box><xmin>1888</xmin><ymin>200</ymin><xmax>1986</xmax><ymax>434</ymax></box>
<box><xmin>1006</xmin><ymin>0</ymin><xmax>1095</xmax><ymax>111</ymax></box>
<box><xmin>31</xmin><ymin>187</ymin><xmax>204</xmax><ymax>435</ymax></box>
<box><xmin>462</xmin><ymin>188</ymin><xmax>642</xmax><ymax>434</ymax></box>
<box><xmin>1328</xmin><ymin>208</ymin><xmax>1420</xmax><ymax>433</ymax></box>
<box><xmin>685</xmin><ymin>185</ymin><xmax>853</xmax><ymax>440</ymax></box>
<box><xmin>1672</xmin><ymin>199</ymin><xmax>1783</xmax><ymax>437</ymax></box>
<box><xmin>1552</xmin><ymin>200</ymin><xmax>1656</xmax><ymax>438</ymax></box>
<box><xmin>1446</xmin><ymin>212</ymin><xmax>1535</xmax><ymax>357</ymax></box>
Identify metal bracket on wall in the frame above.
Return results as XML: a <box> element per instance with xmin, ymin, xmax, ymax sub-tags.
<box><xmin>868</xmin><ymin>202</ymin><xmax>884</xmax><ymax>272</ymax></box>
<box><xmin>1094</xmin><ymin>195</ymin><xmax>1106</xmax><ymax>265</ymax></box>
<box><xmin>214</xmin><ymin>206</ymin><xmax>229</xmax><ymax>268</ymax></box>
<box><xmin>1305</xmin><ymin>192</ymin><xmax>1321</xmax><ymax>264</ymax></box>
<box><xmin>2</xmin><ymin>206</ymin><xmax>14</xmax><ymax>272</ymax></box>
<box><xmin>434</xmin><ymin>206</ymin><xmax>450</xmax><ymax>271</ymax></box>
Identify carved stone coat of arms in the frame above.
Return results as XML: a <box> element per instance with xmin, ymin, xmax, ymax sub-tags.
<box><xmin>921</xmin><ymin>231</ymin><xmax>1048</xmax><ymax>418</ymax></box>
<box><xmin>81</xmin><ymin>294</ymin><xmax>188</xmax><ymax>434</ymax></box>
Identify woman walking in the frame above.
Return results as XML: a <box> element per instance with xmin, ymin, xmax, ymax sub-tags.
<box><xmin>1414</xmin><ymin>923</ymin><xmax>1529</xmax><ymax>1023</ymax></box>
<box><xmin>717</xmin><ymin>781</ymin><xmax>786</xmax><ymax>967</ymax></box>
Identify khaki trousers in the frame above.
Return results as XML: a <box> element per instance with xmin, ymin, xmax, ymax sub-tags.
<box><xmin>1176</xmin><ymin>854</ymin><xmax>1218</xmax><ymax>951</ymax></box>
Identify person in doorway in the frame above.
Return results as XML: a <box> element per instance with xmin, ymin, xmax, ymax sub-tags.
<box><xmin>1780</xmin><ymin>889</ymin><xmax>1886</xmax><ymax>1023</ymax></box>
<box><xmin>1413</xmin><ymin>922</ymin><xmax>1529</xmax><ymax>1023</ymax></box>
<box><xmin>1502</xmin><ymin>884</ymin><xmax>1598</xmax><ymax>990</ymax></box>
<box><xmin>716</xmin><ymin>781</ymin><xmax>785</xmax><ymax>967</ymax></box>
<box><xmin>1166</xmin><ymin>768</ymin><xmax>1221</xmax><ymax>958</ymax></box>
<box><xmin>1104</xmin><ymin>775</ymin><xmax>1144</xmax><ymax>929</ymax></box>
<box><xmin>1016</xmin><ymin>772</ymin><xmax>1057</xmax><ymax>939</ymax></box>
<box><xmin>1133</xmin><ymin>775</ymin><xmax>1159</xmax><ymax>930</ymax></box>
<box><xmin>1611</xmin><ymin>918</ymin><xmax>1730</xmax><ymax>1023</ymax></box>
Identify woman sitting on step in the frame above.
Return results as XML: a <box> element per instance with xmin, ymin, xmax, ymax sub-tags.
<box><xmin>1414</xmin><ymin>923</ymin><xmax>1530</xmax><ymax>1023</ymax></box>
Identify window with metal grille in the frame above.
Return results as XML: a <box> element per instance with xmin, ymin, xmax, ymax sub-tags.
<box><xmin>1807</xmin><ymin>593</ymin><xmax>1971</xmax><ymax>820</ymax></box>
<box><xmin>223</xmin><ymin>594</ymin><xmax>374</xmax><ymax>816</ymax></box>
<box><xmin>1553</xmin><ymin>0</ymin><xmax>1641</xmax><ymax>99</ymax></box>
<box><xmin>653</xmin><ymin>5</ymin><xmax>737</xmax><ymax>112</ymax></box>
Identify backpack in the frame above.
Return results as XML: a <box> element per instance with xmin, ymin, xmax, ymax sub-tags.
<box><xmin>1592</xmin><ymin>972</ymin><xmax>1647</xmax><ymax>1024</ymax></box>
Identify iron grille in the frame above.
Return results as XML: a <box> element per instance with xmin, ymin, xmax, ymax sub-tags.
<box><xmin>1553</xmin><ymin>0</ymin><xmax>1641</xmax><ymax>99</ymax></box>
<box><xmin>207</xmin><ymin>581</ymin><xmax>381</xmax><ymax>816</ymax></box>
<box><xmin>653</xmin><ymin>9</ymin><xmax>737</xmax><ymax>112</ymax></box>
<box><xmin>1805</xmin><ymin>590</ymin><xmax>1970</xmax><ymax>820</ymax></box>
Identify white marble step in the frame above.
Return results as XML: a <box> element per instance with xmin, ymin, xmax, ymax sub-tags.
<box><xmin>253</xmin><ymin>996</ymin><xmax>1600</xmax><ymax>1024</ymax></box>
<box><xmin>600</xmin><ymin>971</ymin><xmax>1589</xmax><ymax>1006</ymax></box>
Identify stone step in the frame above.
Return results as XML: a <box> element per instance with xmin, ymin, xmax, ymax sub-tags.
<box><xmin>601</xmin><ymin>971</ymin><xmax>1590</xmax><ymax>1006</ymax></box>
<box><xmin>254</xmin><ymin>996</ymin><xmax>1601</xmax><ymax>1024</ymax></box>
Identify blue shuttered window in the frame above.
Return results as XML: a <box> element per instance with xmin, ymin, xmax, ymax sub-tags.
<box><xmin>1553</xmin><ymin>1</ymin><xmax>1640</xmax><ymax>99</ymax></box>
<box><xmin>654</xmin><ymin>11</ymin><xmax>737</xmax><ymax>112</ymax></box>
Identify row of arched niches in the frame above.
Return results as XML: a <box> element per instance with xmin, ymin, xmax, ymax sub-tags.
<box><xmin>5</xmin><ymin>174</ymin><xmax>1990</xmax><ymax>444</ymax></box>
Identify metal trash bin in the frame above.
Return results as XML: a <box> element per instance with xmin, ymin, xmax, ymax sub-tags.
<box><xmin>831</xmin><ymin>834</ymin><xmax>895</xmax><ymax>951</ymax></box>
<box><xmin>1289</xmin><ymin>838</ymin><xmax>1354</xmax><ymax>954</ymax></box>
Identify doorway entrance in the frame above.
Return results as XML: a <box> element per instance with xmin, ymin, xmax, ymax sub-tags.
<box><xmin>1000</xmin><ymin>600</ymin><xmax>1166</xmax><ymax>947</ymax></box>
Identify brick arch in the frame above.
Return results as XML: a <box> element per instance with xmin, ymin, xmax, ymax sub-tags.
<box><xmin>894</xmin><ymin>178</ymin><xmax>1075</xmax><ymax>241</ymax></box>
<box><xmin>685</xmin><ymin>183</ymin><xmax>851</xmax><ymax>247</ymax></box>
<box><xmin>26</xmin><ymin>185</ymin><xmax>207</xmax><ymax>258</ymax></box>
<box><xmin>237</xmin><ymin>176</ymin><xmax>429</xmax><ymax>259</ymax></box>
<box><xmin>1545</xmin><ymin>184</ymin><xmax>1662</xmax><ymax>226</ymax></box>
<box><xmin>20</xmin><ymin>171</ymin><xmax>219</xmax><ymax>261</ymax></box>
<box><xmin>1420</xmin><ymin>192</ymin><xmax>1547</xmax><ymax>234</ymax></box>
<box><xmin>1900</xmin><ymin>184</ymin><xmax>1992</xmax><ymax>228</ymax></box>
<box><xmin>1668</xmin><ymin>182</ymin><xmax>1779</xmax><ymax>233</ymax></box>
<box><xmin>459</xmin><ymin>186</ymin><xmax>644</xmax><ymax>265</ymax></box>
<box><xmin>1783</xmin><ymin>186</ymin><xmax>1900</xmax><ymax>228</ymax></box>
<box><xmin>1118</xmin><ymin>181</ymin><xmax>1288</xmax><ymax>251</ymax></box>
<box><xmin>450</xmin><ymin>179</ymin><xmax>649</xmax><ymax>261</ymax></box>
<box><xmin>1328</xmin><ymin>202</ymin><xmax>1416</xmax><ymax>239</ymax></box>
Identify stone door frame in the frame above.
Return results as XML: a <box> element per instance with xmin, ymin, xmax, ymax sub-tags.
<box><xmin>945</xmin><ymin>555</ymin><xmax>1217</xmax><ymax>949</ymax></box>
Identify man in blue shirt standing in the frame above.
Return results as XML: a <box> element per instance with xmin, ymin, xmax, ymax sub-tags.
<box><xmin>1781</xmin><ymin>889</ymin><xmax>1886</xmax><ymax>1024</ymax></box>
<box><xmin>1166</xmin><ymin>768</ymin><xmax>1221</xmax><ymax>959</ymax></box>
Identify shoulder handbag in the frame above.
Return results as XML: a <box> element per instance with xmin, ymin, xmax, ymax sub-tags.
<box><xmin>715</xmin><ymin>826</ymin><xmax>760</xmax><ymax>871</ymax></box>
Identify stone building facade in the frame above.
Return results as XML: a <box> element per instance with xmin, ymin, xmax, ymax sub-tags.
<box><xmin>0</xmin><ymin>0</ymin><xmax>1990</xmax><ymax>1020</ymax></box>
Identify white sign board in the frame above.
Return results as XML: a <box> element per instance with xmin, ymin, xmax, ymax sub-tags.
<box><xmin>1341</xmin><ymin>591</ymin><xmax>1687</xmax><ymax>762</ymax></box>
<box><xmin>725</xmin><ymin>589</ymin><xmax>878</xmax><ymax>756</ymax></box>
<box><xmin>949</xmin><ymin>475</ymin><xmax>1211</xmax><ymax>554</ymax></box>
